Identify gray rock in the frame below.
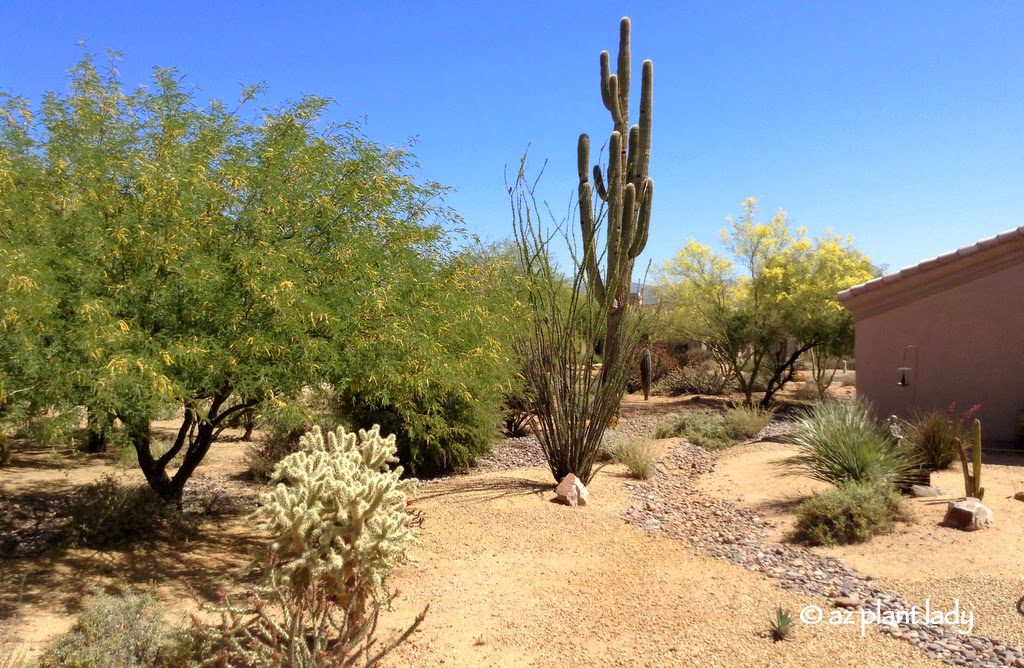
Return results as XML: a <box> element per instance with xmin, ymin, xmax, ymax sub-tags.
<box><xmin>942</xmin><ymin>497</ymin><xmax>993</xmax><ymax>531</ymax></box>
<box><xmin>910</xmin><ymin>485</ymin><xmax>954</xmax><ymax>497</ymax></box>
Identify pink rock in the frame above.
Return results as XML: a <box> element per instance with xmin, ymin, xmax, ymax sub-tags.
<box><xmin>555</xmin><ymin>474</ymin><xmax>579</xmax><ymax>506</ymax></box>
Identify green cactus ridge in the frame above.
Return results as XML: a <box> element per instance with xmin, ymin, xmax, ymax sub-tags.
<box><xmin>578</xmin><ymin>16</ymin><xmax>654</xmax><ymax>313</ymax></box>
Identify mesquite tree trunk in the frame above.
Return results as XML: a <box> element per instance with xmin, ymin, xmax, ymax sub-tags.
<box><xmin>126</xmin><ymin>389</ymin><xmax>256</xmax><ymax>506</ymax></box>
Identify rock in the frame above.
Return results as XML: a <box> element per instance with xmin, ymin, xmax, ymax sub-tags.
<box><xmin>574</xmin><ymin>477</ymin><xmax>590</xmax><ymax>507</ymax></box>
<box><xmin>1014</xmin><ymin>491</ymin><xmax>1024</xmax><ymax>502</ymax></box>
<box><xmin>832</xmin><ymin>596</ymin><xmax>864</xmax><ymax>609</ymax></box>
<box><xmin>555</xmin><ymin>474</ymin><xmax>589</xmax><ymax>506</ymax></box>
<box><xmin>942</xmin><ymin>497</ymin><xmax>993</xmax><ymax>531</ymax></box>
<box><xmin>910</xmin><ymin>485</ymin><xmax>953</xmax><ymax>497</ymax></box>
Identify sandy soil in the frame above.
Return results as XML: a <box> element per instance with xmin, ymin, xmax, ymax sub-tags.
<box><xmin>2</xmin><ymin>416</ymin><xmax>942</xmax><ymax>667</ymax></box>
<box><xmin>702</xmin><ymin>441</ymin><xmax>1024</xmax><ymax>649</ymax></box>
<box><xmin>381</xmin><ymin>464</ymin><xmax>940</xmax><ymax>667</ymax></box>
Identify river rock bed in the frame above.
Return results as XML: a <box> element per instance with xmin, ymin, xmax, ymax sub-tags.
<box><xmin>623</xmin><ymin>438</ymin><xmax>1024</xmax><ymax>668</ymax></box>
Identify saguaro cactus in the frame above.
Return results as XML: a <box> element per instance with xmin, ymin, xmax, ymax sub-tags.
<box><xmin>957</xmin><ymin>418</ymin><xmax>985</xmax><ymax>500</ymax></box>
<box><xmin>578</xmin><ymin>16</ymin><xmax>654</xmax><ymax>377</ymax></box>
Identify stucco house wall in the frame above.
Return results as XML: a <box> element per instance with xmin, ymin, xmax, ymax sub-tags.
<box><xmin>839</xmin><ymin>227</ymin><xmax>1024</xmax><ymax>447</ymax></box>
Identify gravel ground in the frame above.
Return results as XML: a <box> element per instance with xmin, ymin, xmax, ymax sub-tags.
<box><xmin>623</xmin><ymin>437</ymin><xmax>1024</xmax><ymax>668</ymax></box>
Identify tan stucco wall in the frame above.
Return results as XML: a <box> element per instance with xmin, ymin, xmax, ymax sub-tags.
<box><xmin>852</xmin><ymin>260</ymin><xmax>1024</xmax><ymax>446</ymax></box>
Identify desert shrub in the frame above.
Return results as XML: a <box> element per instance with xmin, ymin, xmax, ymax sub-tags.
<box><xmin>652</xmin><ymin>362</ymin><xmax>731</xmax><ymax>396</ymax></box>
<box><xmin>792</xmin><ymin>382</ymin><xmax>823</xmax><ymax>402</ymax></box>
<box><xmin>653</xmin><ymin>411</ymin><xmax>734</xmax><ymax>450</ymax></box>
<box><xmin>38</xmin><ymin>590</ymin><xmax>195</xmax><ymax>667</ymax></box>
<box><xmin>610</xmin><ymin>436</ymin><xmax>659</xmax><ymax>477</ymax></box>
<box><xmin>194</xmin><ymin>424</ymin><xmax>424</xmax><ymax>665</ymax></box>
<box><xmin>626</xmin><ymin>341</ymin><xmax>686</xmax><ymax>393</ymax></box>
<box><xmin>63</xmin><ymin>475</ymin><xmax>198</xmax><ymax>548</ymax></box>
<box><xmin>724</xmin><ymin>405</ymin><xmax>774</xmax><ymax>439</ymax></box>
<box><xmin>794</xmin><ymin>482</ymin><xmax>910</xmax><ymax>546</ymax></box>
<box><xmin>340</xmin><ymin>390</ymin><xmax>495</xmax><ymax>478</ymax></box>
<box><xmin>904</xmin><ymin>403</ymin><xmax>980</xmax><ymax>471</ymax></box>
<box><xmin>655</xmin><ymin>407</ymin><xmax>770</xmax><ymax>449</ymax></box>
<box><xmin>782</xmin><ymin>401</ymin><xmax>914</xmax><ymax>487</ymax></box>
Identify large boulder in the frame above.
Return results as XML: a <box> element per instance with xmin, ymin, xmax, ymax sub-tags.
<box><xmin>942</xmin><ymin>497</ymin><xmax>993</xmax><ymax>531</ymax></box>
<box><xmin>555</xmin><ymin>473</ymin><xmax>590</xmax><ymax>507</ymax></box>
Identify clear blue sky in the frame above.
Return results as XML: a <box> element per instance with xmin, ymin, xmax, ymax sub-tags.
<box><xmin>3</xmin><ymin>1</ymin><xmax>1022</xmax><ymax>276</ymax></box>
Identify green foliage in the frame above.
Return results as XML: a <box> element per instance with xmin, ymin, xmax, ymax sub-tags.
<box><xmin>659</xmin><ymin>198</ymin><xmax>877</xmax><ymax>407</ymax></box>
<box><xmin>794</xmin><ymin>482</ymin><xmax>910</xmax><ymax>546</ymax></box>
<box><xmin>905</xmin><ymin>403</ymin><xmax>979</xmax><ymax>471</ymax></box>
<box><xmin>38</xmin><ymin>590</ymin><xmax>195</xmax><ymax>667</ymax></box>
<box><xmin>0</xmin><ymin>54</ymin><xmax>522</xmax><ymax>497</ymax></box>
<box><xmin>63</xmin><ymin>475</ymin><xmax>198</xmax><ymax>548</ymax></box>
<box><xmin>724</xmin><ymin>404</ymin><xmax>774</xmax><ymax>440</ymax></box>
<box><xmin>768</xmin><ymin>605</ymin><xmax>796</xmax><ymax>642</ymax></box>
<box><xmin>602</xmin><ymin>432</ymin><xmax>659</xmax><ymax>479</ymax></box>
<box><xmin>782</xmin><ymin>401</ymin><xmax>914</xmax><ymax>487</ymax></box>
<box><xmin>653</xmin><ymin>406</ymin><xmax>770</xmax><ymax>449</ymax></box>
<box><xmin>958</xmin><ymin>418</ymin><xmax>985</xmax><ymax>500</ymax></box>
<box><xmin>651</xmin><ymin>362</ymin><xmax>731</xmax><ymax>396</ymax></box>
<box><xmin>259</xmin><ymin>425</ymin><xmax>417</xmax><ymax>605</ymax></box>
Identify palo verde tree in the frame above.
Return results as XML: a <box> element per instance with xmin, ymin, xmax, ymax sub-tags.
<box><xmin>660</xmin><ymin>198</ymin><xmax>876</xmax><ymax>407</ymax></box>
<box><xmin>0</xmin><ymin>54</ymin><xmax>476</xmax><ymax>502</ymax></box>
<box><xmin>578</xmin><ymin>16</ymin><xmax>654</xmax><ymax>377</ymax></box>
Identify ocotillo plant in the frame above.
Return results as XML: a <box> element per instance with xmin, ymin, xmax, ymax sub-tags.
<box><xmin>578</xmin><ymin>16</ymin><xmax>654</xmax><ymax>377</ymax></box>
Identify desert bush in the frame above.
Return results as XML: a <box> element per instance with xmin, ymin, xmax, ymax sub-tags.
<box><xmin>904</xmin><ymin>403</ymin><xmax>980</xmax><ymax>471</ymax></box>
<box><xmin>652</xmin><ymin>362</ymin><xmax>731</xmax><ymax>396</ymax></box>
<box><xmin>782</xmin><ymin>401</ymin><xmax>914</xmax><ymax>487</ymax></box>
<box><xmin>792</xmin><ymin>382</ymin><xmax>823</xmax><ymax>402</ymax></box>
<box><xmin>655</xmin><ymin>407</ymin><xmax>771</xmax><ymax>449</ymax></box>
<box><xmin>38</xmin><ymin>590</ymin><xmax>195</xmax><ymax>667</ymax></box>
<box><xmin>724</xmin><ymin>405</ymin><xmax>774</xmax><ymax>440</ymax></box>
<box><xmin>63</xmin><ymin>475</ymin><xmax>198</xmax><ymax>548</ymax></box>
<box><xmin>654</xmin><ymin>411</ymin><xmax>734</xmax><ymax>450</ymax></box>
<box><xmin>601</xmin><ymin>430</ymin><xmax>658</xmax><ymax>478</ymax></box>
<box><xmin>794</xmin><ymin>482</ymin><xmax>910</xmax><ymax>546</ymax></box>
<box><xmin>626</xmin><ymin>341</ymin><xmax>686</xmax><ymax>393</ymax></box>
<box><xmin>501</xmin><ymin>378</ymin><xmax>534</xmax><ymax>438</ymax></box>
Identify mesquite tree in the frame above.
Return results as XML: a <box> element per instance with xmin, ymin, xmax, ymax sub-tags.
<box><xmin>578</xmin><ymin>16</ymin><xmax>654</xmax><ymax>377</ymax></box>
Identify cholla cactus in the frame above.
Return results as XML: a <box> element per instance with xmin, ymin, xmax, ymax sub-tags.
<box><xmin>258</xmin><ymin>425</ymin><xmax>417</xmax><ymax>607</ymax></box>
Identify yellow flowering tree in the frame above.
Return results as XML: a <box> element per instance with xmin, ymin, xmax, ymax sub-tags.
<box><xmin>659</xmin><ymin>198</ymin><xmax>876</xmax><ymax>406</ymax></box>
<box><xmin>0</xmin><ymin>54</ymin><xmax>519</xmax><ymax>500</ymax></box>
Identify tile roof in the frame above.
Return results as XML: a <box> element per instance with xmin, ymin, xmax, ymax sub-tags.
<box><xmin>838</xmin><ymin>225</ymin><xmax>1024</xmax><ymax>301</ymax></box>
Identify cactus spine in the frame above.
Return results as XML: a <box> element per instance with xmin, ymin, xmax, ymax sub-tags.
<box><xmin>578</xmin><ymin>17</ymin><xmax>654</xmax><ymax>375</ymax></box>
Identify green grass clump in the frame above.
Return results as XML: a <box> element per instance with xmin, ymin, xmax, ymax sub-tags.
<box><xmin>782</xmin><ymin>400</ymin><xmax>914</xmax><ymax>487</ymax></box>
<box><xmin>723</xmin><ymin>405</ymin><xmax>774</xmax><ymax>440</ymax></box>
<box><xmin>601</xmin><ymin>431</ymin><xmax>658</xmax><ymax>479</ymax></box>
<box><xmin>904</xmin><ymin>404</ymin><xmax>978</xmax><ymax>471</ymax></box>
<box><xmin>654</xmin><ymin>406</ymin><xmax>773</xmax><ymax>450</ymax></box>
<box><xmin>794</xmin><ymin>481</ymin><xmax>910</xmax><ymax>546</ymax></box>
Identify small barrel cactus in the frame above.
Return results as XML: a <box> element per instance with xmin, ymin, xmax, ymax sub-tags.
<box><xmin>257</xmin><ymin>425</ymin><xmax>418</xmax><ymax>607</ymax></box>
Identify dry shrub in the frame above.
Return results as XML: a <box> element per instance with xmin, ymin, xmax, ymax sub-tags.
<box><xmin>794</xmin><ymin>482</ymin><xmax>911</xmax><ymax>546</ymax></box>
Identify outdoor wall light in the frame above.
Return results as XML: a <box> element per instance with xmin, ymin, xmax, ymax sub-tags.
<box><xmin>898</xmin><ymin>344</ymin><xmax>918</xmax><ymax>388</ymax></box>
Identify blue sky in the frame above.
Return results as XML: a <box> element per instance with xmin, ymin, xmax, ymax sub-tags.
<box><xmin>3</xmin><ymin>1</ymin><xmax>1022</xmax><ymax>277</ymax></box>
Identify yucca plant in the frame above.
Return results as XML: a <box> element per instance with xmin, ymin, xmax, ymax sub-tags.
<box><xmin>768</xmin><ymin>605</ymin><xmax>796</xmax><ymax>642</ymax></box>
<box><xmin>781</xmin><ymin>400</ymin><xmax>914</xmax><ymax>487</ymax></box>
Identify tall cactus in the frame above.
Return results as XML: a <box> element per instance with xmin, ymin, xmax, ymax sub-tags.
<box><xmin>578</xmin><ymin>17</ymin><xmax>654</xmax><ymax>376</ymax></box>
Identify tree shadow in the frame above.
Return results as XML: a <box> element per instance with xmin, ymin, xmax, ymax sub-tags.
<box><xmin>415</xmin><ymin>476</ymin><xmax>551</xmax><ymax>505</ymax></box>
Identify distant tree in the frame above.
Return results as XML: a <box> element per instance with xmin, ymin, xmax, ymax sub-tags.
<box><xmin>0</xmin><ymin>53</ymin><xmax>512</xmax><ymax>500</ymax></box>
<box><xmin>659</xmin><ymin>198</ymin><xmax>876</xmax><ymax>407</ymax></box>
